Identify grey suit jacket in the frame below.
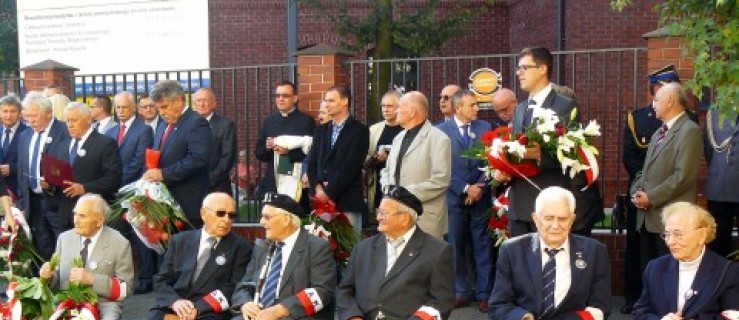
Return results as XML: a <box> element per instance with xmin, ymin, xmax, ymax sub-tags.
<box><xmin>630</xmin><ymin>113</ymin><xmax>703</xmax><ymax>233</ymax></box>
<box><xmin>703</xmin><ymin>109</ymin><xmax>739</xmax><ymax>203</ymax></box>
<box><xmin>380</xmin><ymin>121</ymin><xmax>451</xmax><ymax>238</ymax></box>
<box><xmin>51</xmin><ymin>226</ymin><xmax>134</xmax><ymax>319</ymax></box>
<box><xmin>508</xmin><ymin>90</ymin><xmax>577</xmax><ymax>223</ymax></box>
<box><xmin>231</xmin><ymin>229</ymin><xmax>336</xmax><ymax>319</ymax></box>
<box><xmin>337</xmin><ymin>227</ymin><xmax>455</xmax><ymax>320</ymax></box>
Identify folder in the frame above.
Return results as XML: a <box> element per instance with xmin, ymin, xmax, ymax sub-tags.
<box><xmin>41</xmin><ymin>154</ymin><xmax>74</xmax><ymax>187</ymax></box>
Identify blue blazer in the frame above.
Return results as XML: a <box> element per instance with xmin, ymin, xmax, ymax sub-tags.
<box><xmin>106</xmin><ymin>118</ymin><xmax>154</xmax><ymax>186</ymax></box>
<box><xmin>489</xmin><ymin>233</ymin><xmax>612</xmax><ymax>320</ymax></box>
<box><xmin>153</xmin><ymin>108</ymin><xmax>212</xmax><ymax>227</ymax></box>
<box><xmin>0</xmin><ymin>122</ymin><xmax>28</xmax><ymax>196</ymax></box>
<box><xmin>634</xmin><ymin>249</ymin><xmax>739</xmax><ymax>320</ymax></box>
<box><xmin>16</xmin><ymin>120</ymin><xmax>69</xmax><ymax>213</ymax></box>
<box><xmin>436</xmin><ymin>118</ymin><xmax>492</xmax><ymax>213</ymax></box>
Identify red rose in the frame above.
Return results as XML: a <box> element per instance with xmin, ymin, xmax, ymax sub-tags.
<box><xmin>556</xmin><ymin>125</ymin><xmax>566</xmax><ymax>137</ymax></box>
<box><xmin>481</xmin><ymin>131</ymin><xmax>496</xmax><ymax>146</ymax></box>
<box><xmin>329</xmin><ymin>238</ymin><xmax>338</xmax><ymax>250</ymax></box>
<box><xmin>14</xmin><ymin>243</ymin><xmax>24</xmax><ymax>251</ymax></box>
<box><xmin>517</xmin><ymin>134</ymin><xmax>529</xmax><ymax>146</ymax></box>
<box><xmin>121</xmin><ymin>212</ymin><xmax>128</xmax><ymax>221</ymax></box>
<box><xmin>174</xmin><ymin>220</ymin><xmax>185</xmax><ymax>231</ymax></box>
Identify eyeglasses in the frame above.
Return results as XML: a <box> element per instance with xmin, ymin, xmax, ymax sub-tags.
<box><xmin>139</xmin><ymin>104</ymin><xmax>156</xmax><ymax>110</ymax></box>
<box><xmin>275</xmin><ymin>93</ymin><xmax>294</xmax><ymax>99</ymax></box>
<box><xmin>206</xmin><ymin>207</ymin><xmax>237</xmax><ymax>220</ymax></box>
<box><xmin>516</xmin><ymin>64</ymin><xmax>541</xmax><ymax>72</ymax></box>
<box><xmin>439</xmin><ymin>95</ymin><xmax>450</xmax><ymax>101</ymax></box>
<box><xmin>660</xmin><ymin>227</ymin><xmax>704</xmax><ymax>241</ymax></box>
<box><xmin>381</xmin><ymin>104</ymin><xmax>395</xmax><ymax>109</ymax></box>
<box><xmin>375</xmin><ymin>208</ymin><xmax>406</xmax><ymax>219</ymax></box>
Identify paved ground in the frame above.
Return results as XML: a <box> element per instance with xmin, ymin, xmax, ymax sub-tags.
<box><xmin>122</xmin><ymin>293</ymin><xmax>631</xmax><ymax>320</ymax></box>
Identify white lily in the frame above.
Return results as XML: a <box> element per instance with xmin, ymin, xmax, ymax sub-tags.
<box><xmin>502</xmin><ymin>141</ymin><xmax>527</xmax><ymax>158</ymax></box>
<box><xmin>583</xmin><ymin>120</ymin><xmax>601</xmax><ymax>137</ymax></box>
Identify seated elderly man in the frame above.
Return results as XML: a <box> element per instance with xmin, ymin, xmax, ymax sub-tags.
<box><xmin>40</xmin><ymin>193</ymin><xmax>134</xmax><ymax>320</ymax></box>
<box><xmin>337</xmin><ymin>185</ymin><xmax>454</xmax><ymax>320</ymax></box>
<box><xmin>634</xmin><ymin>202</ymin><xmax>739</xmax><ymax>320</ymax></box>
<box><xmin>147</xmin><ymin>192</ymin><xmax>252</xmax><ymax>320</ymax></box>
<box><xmin>489</xmin><ymin>186</ymin><xmax>611</xmax><ymax>320</ymax></box>
<box><xmin>231</xmin><ymin>192</ymin><xmax>336</xmax><ymax>320</ymax></box>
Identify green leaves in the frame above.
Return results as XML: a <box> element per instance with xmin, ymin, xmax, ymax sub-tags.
<box><xmin>11</xmin><ymin>275</ymin><xmax>56</xmax><ymax>319</ymax></box>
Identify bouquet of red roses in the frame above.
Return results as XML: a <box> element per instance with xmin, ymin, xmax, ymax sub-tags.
<box><xmin>487</xmin><ymin>189</ymin><xmax>510</xmax><ymax>246</ymax></box>
<box><xmin>302</xmin><ymin>197</ymin><xmax>357</xmax><ymax>267</ymax></box>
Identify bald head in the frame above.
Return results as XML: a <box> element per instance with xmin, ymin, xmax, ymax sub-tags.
<box><xmin>396</xmin><ymin>91</ymin><xmax>429</xmax><ymax>129</ymax></box>
<box><xmin>439</xmin><ymin>84</ymin><xmax>460</xmax><ymax>119</ymax></box>
<box><xmin>653</xmin><ymin>82</ymin><xmax>688</xmax><ymax>122</ymax></box>
<box><xmin>491</xmin><ymin>88</ymin><xmax>517</xmax><ymax>123</ymax></box>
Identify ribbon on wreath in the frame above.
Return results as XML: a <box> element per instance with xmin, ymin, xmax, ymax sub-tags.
<box><xmin>49</xmin><ymin>299</ymin><xmax>99</xmax><ymax>320</ymax></box>
<box><xmin>576</xmin><ymin>146</ymin><xmax>599</xmax><ymax>190</ymax></box>
<box><xmin>145</xmin><ymin>148</ymin><xmax>161</xmax><ymax>170</ymax></box>
<box><xmin>1</xmin><ymin>282</ymin><xmax>22</xmax><ymax>320</ymax></box>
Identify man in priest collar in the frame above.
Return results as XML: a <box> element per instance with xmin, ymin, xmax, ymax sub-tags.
<box><xmin>40</xmin><ymin>193</ymin><xmax>134</xmax><ymax>320</ymax></box>
<box><xmin>489</xmin><ymin>186</ymin><xmax>611</xmax><ymax>320</ymax></box>
<box><xmin>231</xmin><ymin>192</ymin><xmax>336</xmax><ymax>320</ymax></box>
<box><xmin>337</xmin><ymin>185</ymin><xmax>454</xmax><ymax>320</ymax></box>
<box><xmin>147</xmin><ymin>192</ymin><xmax>251</xmax><ymax>320</ymax></box>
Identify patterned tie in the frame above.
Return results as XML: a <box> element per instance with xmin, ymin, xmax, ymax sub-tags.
<box><xmin>385</xmin><ymin>237</ymin><xmax>406</xmax><ymax>275</ymax></box>
<box><xmin>461</xmin><ymin>124</ymin><xmax>471</xmax><ymax>148</ymax></box>
<box><xmin>192</xmin><ymin>237</ymin><xmax>216</xmax><ymax>284</ymax></box>
<box><xmin>523</xmin><ymin>99</ymin><xmax>537</xmax><ymax>126</ymax></box>
<box><xmin>80</xmin><ymin>238</ymin><xmax>91</xmax><ymax>267</ymax></box>
<box><xmin>655</xmin><ymin>124</ymin><xmax>668</xmax><ymax>144</ymax></box>
<box><xmin>541</xmin><ymin>248</ymin><xmax>562</xmax><ymax>319</ymax></box>
<box><xmin>2</xmin><ymin>128</ymin><xmax>10</xmax><ymax>156</ymax></box>
<box><xmin>29</xmin><ymin>130</ymin><xmax>44</xmax><ymax>190</ymax></box>
<box><xmin>69</xmin><ymin>139</ymin><xmax>79</xmax><ymax>165</ymax></box>
<box><xmin>160</xmin><ymin>123</ymin><xmax>175</xmax><ymax>149</ymax></box>
<box><xmin>260</xmin><ymin>242</ymin><xmax>285</xmax><ymax>307</ymax></box>
<box><xmin>117</xmin><ymin>123</ymin><xmax>126</xmax><ymax>145</ymax></box>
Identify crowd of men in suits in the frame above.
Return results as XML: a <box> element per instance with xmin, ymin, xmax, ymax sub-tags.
<box><xmin>1</xmin><ymin>45</ymin><xmax>737</xmax><ymax>319</ymax></box>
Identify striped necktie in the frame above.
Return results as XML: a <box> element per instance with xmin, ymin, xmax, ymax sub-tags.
<box><xmin>260</xmin><ymin>242</ymin><xmax>285</xmax><ymax>307</ymax></box>
<box><xmin>541</xmin><ymin>248</ymin><xmax>562</xmax><ymax>319</ymax></box>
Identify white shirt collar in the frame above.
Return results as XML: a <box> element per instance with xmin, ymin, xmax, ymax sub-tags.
<box><xmin>3</xmin><ymin>121</ymin><xmax>19</xmax><ymax>133</ymax></box>
<box><xmin>539</xmin><ymin>236</ymin><xmax>570</xmax><ymax>254</ymax></box>
<box><xmin>387</xmin><ymin>225</ymin><xmax>416</xmax><ymax>244</ymax></box>
<box><xmin>98</xmin><ymin>116</ymin><xmax>112</xmax><ymax>129</ymax></box>
<box><xmin>664</xmin><ymin>111</ymin><xmax>686</xmax><ymax>130</ymax></box>
<box><xmin>530</xmin><ymin>83</ymin><xmax>554</xmax><ymax>107</ymax></box>
<box><xmin>453</xmin><ymin>116</ymin><xmax>470</xmax><ymax>128</ymax></box>
<box><xmin>205</xmin><ymin>113</ymin><xmax>214</xmax><ymax>122</ymax></box>
<box><xmin>120</xmin><ymin>117</ymin><xmax>135</xmax><ymax>129</ymax></box>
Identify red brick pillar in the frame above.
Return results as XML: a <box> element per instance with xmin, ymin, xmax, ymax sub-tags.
<box><xmin>296</xmin><ymin>44</ymin><xmax>351</xmax><ymax>116</ymax></box>
<box><xmin>643</xmin><ymin>27</ymin><xmax>695</xmax><ymax>95</ymax></box>
<box><xmin>21</xmin><ymin>59</ymin><xmax>78</xmax><ymax>96</ymax></box>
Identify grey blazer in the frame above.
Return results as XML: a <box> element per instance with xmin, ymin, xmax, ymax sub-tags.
<box><xmin>52</xmin><ymin>226</ymin><xmax>134</xmax><ymax>320</ymax></box>
<box><xmin>703</xmin><ymin>109</ymin><xmax>739</xmax><ymax>203</ymax></box>
<box><xmin>231</xmin><ymin>229</ymin><xmax>336</xmax><ymax>320</ymax></box>
<box><xmin>630</xmin><ymin>113</ymin><xmax>703</xmax><ymax>233</ymax></box>
<box><xmin>380</xmin><ymin>121</ymin><xmax>452</xmax><ymax>238</ymax></box>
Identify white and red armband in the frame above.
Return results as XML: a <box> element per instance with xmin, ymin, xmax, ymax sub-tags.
<box><xmin>721</xmin><ymin>310</ymin><xmax>739</xmax><ymax>320</ymax></box>
<box><xmin>202</xmin><ymin>290</ymin><xmax>230</xmax><ymax>314</ymax></box>
<box><xmin>577</xmin><ymin>307</ymin><xmax>604</xmax><ymax>320</ymax></box>
<box><xmin>413</xmin><ymin>305</ymin><xmax>442</xmax><ymax>320</ymax></box>
<box><xmin>109</xmin><ymin>277</ymin><xmax>127</xmax><ymax>301</ymax></box>
<box><xmin>296</xmin><ymin>288</ymin><xmax>324</xmax><ymax>316</ymax></box>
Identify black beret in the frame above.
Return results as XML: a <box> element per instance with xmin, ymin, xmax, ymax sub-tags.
<box><xmin>383</xmin><ymin>185</ymin><xmax>424</xmax><ymax>216</ymax></box>
<box><xmin>262</xmin><ymin>192</ymin><xmax>305</xmax><ymax>218</ymax></box>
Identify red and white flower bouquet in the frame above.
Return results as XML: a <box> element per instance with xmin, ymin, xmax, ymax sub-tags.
<box><xmin>302</xmin><ymin>197</ymin><xmax>357</xmax><ymax>267</ymax></box>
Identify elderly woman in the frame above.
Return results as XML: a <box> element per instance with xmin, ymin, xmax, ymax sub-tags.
<box><xmin>634</xmin><ymin>202</ymin><xmax>739</xmax><ymax>320</ymax></box>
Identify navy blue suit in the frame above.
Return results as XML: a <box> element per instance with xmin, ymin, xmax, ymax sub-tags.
<box><xmin>634</xmin><ymin>249</ymin><xmax>739</xmax><ymax>320</ymax></box>
<box><xmin>0</xmin><ymin>122</ymin><xmax>28</xmax><ymax>197</ymax></box>
<box><xmin>489</xmin><ymin>233</ymin><xmax>612</xmax><ymax>320</ymax></box>
<box><xmin>106</xmin><ymin>118</ymin><xmax>154</xmax><ymax>186</ymax></box>
<box><xmin>153</xmin><ymin>108</ymin><xmax>212</xmax><ymax>228</ymax></box>
<box><xmin>436</xmin><ymin>118</ymin><xmax>493</xmax><ymax>301</ymax></box>
<box><xmin>16</xmin><ymin>120</ymin><xmax>69</xmax><ymax>260</ymax></box>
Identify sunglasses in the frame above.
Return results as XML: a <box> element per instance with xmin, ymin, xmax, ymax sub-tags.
<box><xmin>207</xmin><ymin>208</ymin><xmax>237</xmax><ymax>220</ymax></box>
<box><xmin>439</xmin><ymin>95</ymin><xmax>450</xmax><ymax>101</ymax></box>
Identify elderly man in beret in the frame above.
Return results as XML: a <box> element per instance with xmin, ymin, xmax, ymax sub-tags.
<box><xmin>40</xmin><ymin>193</ymin><xmax>134</xmax><ymax>320</ymax></box>
<box><xmin>231</xmin><ymin>192</ymin><xmax>336</xmax><ymax>320</ymax></box>
<box><xmin>337</xmin><ymin>185</ymin><xmax>454</xmax><ymax>320</ymax></box>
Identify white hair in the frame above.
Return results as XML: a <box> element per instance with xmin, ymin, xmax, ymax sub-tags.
<box><xmin>534</xmin><ymin>186</ymin><xmax>576</xmax><ymax>215</ymax></box>
<box><xmin>65</xmin><ymin>101</ymin><xmax>91</xmax><ymax>117</ymax></box>
<box><xmin>22</xmin><ymin>91</ymin><xmax>53</xmax><ymax>113</ymax></box>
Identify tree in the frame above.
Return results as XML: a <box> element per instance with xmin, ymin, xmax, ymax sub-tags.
<box><xmin>304</xmin><ymin>0</ymin><xmax>496</xmax><ymax>123</ymax></box>
<box><xmin>0</xmin><ymin>0</ymin><xmax>18</xmax><ymax>74</ymax></box>
<box><xmin>611</xmin><ymin>0</ymin><xmax>738</xmax><ymax>120</ymax></box>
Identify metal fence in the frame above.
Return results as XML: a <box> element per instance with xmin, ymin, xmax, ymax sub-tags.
<box><xmin>65</xmin><ymin>48</ymin><xmax>651</xmax><ymax>230</ymax></box>
<box><xmin>0</xmin><ymin>74</ymin><xmax>25</xmax><ymax>97</ymax></box>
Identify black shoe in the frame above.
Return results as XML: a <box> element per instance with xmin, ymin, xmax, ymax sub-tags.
<box><xmin>620</xmin><ymin>303</ymin><xmax>634</xmax><ymax>314</ymax></box>
<box><xmin>134</xmin><ymin>282</ymin><xmax>153</xmax><ymax>294</ymax></box>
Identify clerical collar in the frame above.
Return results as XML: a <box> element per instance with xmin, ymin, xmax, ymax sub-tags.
<box><xmin>280</xmin><ymin>107</ymin><xmax>296</xmax><ymax>117</ymax></box>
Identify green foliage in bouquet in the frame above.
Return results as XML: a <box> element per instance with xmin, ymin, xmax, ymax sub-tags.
<box><xmin>10</xmin><ymin>275</ymin><xmax>56</xmax><ymax>319</ymax></box>
<box><xmin>0</xmin><ymin>227</ymin><xmax>44</xmax><ymax>279</ymax></box>
<box><xmin>54</xmin><ymin>256</ymin><xmax>98</xmax><ymax>306</ymax></box>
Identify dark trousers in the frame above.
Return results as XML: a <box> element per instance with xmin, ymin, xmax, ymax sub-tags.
<box><xmin>28</xmin><ymin>191</ymin><xmax>64</xmax><ymax>261</ymax></box>
<box><xmin>707</xmin><ymin>201</ymin><xmax>739</xmax><ymax>257</ymax></box>
<box><xmin>448</xmin><ymin>206</ymin><xmax>492</xmax><ymax>300</ymax></box>
<box><xmin>623</xmin><ymin>201</ymin><xmax>642</xmax><ymax>304</ymax></box>
<box><xmin>639</xmin><ymin>226</ymin><xmax>669</xmax><ymax>272</ymax></box>
<box><xmin>509</xmin><ymin>219</ymin><xmax>536</xmax><ymax>237</ymax></box>
<box><xmin>132</xmin><ymin>233</ymin><xmax>160</xmax><ymax>286</ymax></box>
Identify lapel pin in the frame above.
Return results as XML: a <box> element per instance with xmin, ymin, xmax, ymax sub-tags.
<box><xmin>216</xmin><ymin>254</ymin><xmax>226</xmax><ymax>266</ymax></box>
<box><xmin>89</xmin><ymin>261</ymin><xmax>98</xmax><ymax>270</ymax></box>
<box><xmin>575</xmin><ymin>252</ymin><xmax>587</xmax><ymax>269</ymax></box>
<box><xmin>684</xmin><ymin>289</ymin><xmax>697</xmax><ymax>301</ymax></box>
<box><xmin>77</xmin><ymin>149</ymin><xmax>86</xmax><ymax>157</ymax></box>
<box><xmin>46</xmin><ymin>136</ymin><xmax>53</xmax><ymax>144</ymax></box>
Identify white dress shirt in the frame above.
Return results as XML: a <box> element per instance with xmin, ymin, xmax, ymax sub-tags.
<box><xmin>80</xmin><ymin>227</ymin><xmax>104</xmax><ymax>265</ymax></box>
<box><xmin>69</xmin><ymin>127</ymin><xmax>94</xmax><ymax>155</ymax></box>
<box><xmin>29</xmin><ymin>119</ymin><xmax>56</xmax><ymax>194</ymax></box>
